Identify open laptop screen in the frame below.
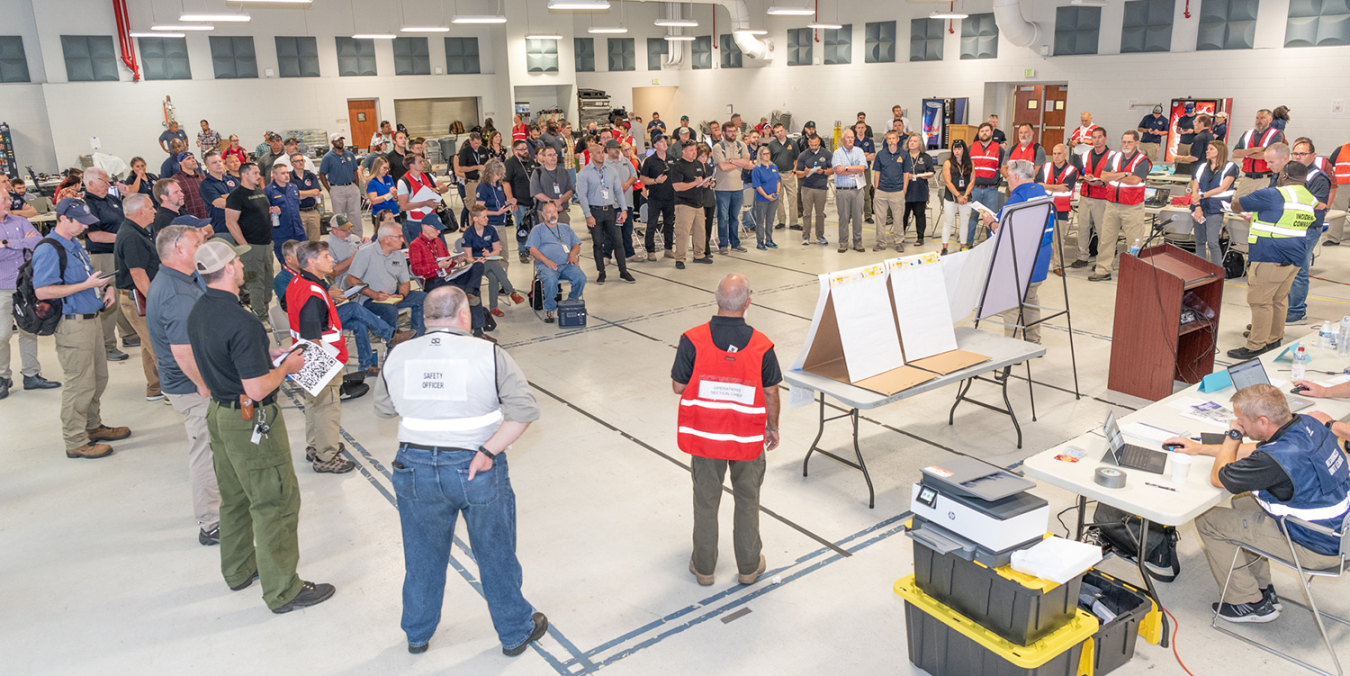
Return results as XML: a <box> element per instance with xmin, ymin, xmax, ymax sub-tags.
<box><xmin>1144</xmin><ymin>187</ymin><xmax>1158</xmax><ymax>202</ymax></box>
<box><xmin>1228</xmin><ymin>359</ymin><xmax>1270</xmax><ymax>390</ymax></box>
<box><xmin>1103</xmin><ymin>411</ymin><xmax>1124</xmax><ymax>454</ymax></box>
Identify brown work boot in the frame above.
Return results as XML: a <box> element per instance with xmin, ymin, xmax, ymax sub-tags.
<box><xmin>67</xmin><ymin>443</ymin><xmax>114</xmax><ymax>459</ymax></box>
<box><xmin>86</xmin><ymin>425</ymin><xmax>131</xmax><ymax>442</ymax></box>
<box><xmin>388</xmin><ymin>330</ymin><xmax>416</xmax><ymax>348</ymax></box>
<box><xmin>738</xmin><ymin>554</ymin><xmax>767</xmax><ymax>585</ymax></box>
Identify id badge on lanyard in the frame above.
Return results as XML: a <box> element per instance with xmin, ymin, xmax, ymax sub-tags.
<box><xmin>598</xmin><ymin>166</ymin><xmax>610</xmax><ymax>202</ymax></box>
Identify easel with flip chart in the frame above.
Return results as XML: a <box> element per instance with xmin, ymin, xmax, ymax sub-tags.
<box><xmin>972</xmin><ymin>196</ymin><xmax>1081</xmax><ymax>410</ymax></box>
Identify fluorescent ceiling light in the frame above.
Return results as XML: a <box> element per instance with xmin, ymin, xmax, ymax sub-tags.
<box><xmin>401</xmin><ymin>26</ymin><xmax>450</xmax><ymax>32</ymax></box>
<box><xmin>929</xmin><ymin>11</ymin><xmax>969</xmax><ymax>19</ymax></box>
<box><xmin>352</xmin><ymin>33</ymin><xmax>397</xmax><ymax>39</ymax></box>
<box><xmin>587</xmin><ymin>27</ymin><xmax>628</xmax><ymax>34</ymax></box>
<box><xmin>654</xmin><ymin>19</ymin><xmax>698</xmax><ymax>27</ymax></box>
<box><xmin>230</xmin><ymin>0</ymin><xmax>311</xmax><ymax>4</ymax></box>
<box><xmin>808</xmin><ymin>22</ymin><xmax>842</xmax><ymax>29</ymax></box>
<box><xmin>664</xmin><ymin>35</ymin><xmax>696</xmax><ymax>41</ymax></box>
<box><xmin>452</xmin><ymin>14</ymin><xmax>507</xmax><ymax>24</ymax></box>
<box><xmin>525</xmin><ymin>34</ymin><xmax>564</xmax><ymax>40</ymax></box>
<box><xmin>180</xmin><ymin>13</ymin><xmax>250</xmax><ymax>22</ymax></box>
<box><xmin>132</xmin><ymin>32</ymin><xmax>184</xmax><ymax>37</ymax></box>
<box><xmin>733</xmin><ymin>29</ymin><xmax>768</xmax><ymax>35</ymax></box>
<box><xmin>766</xmin><ymin>6</ymin><xmax>815</xmax><ymax>16</ymax></box>
<box><xmin>548</xmin><ymin>0</ymin><xmax>610</xmax><ymax>9</ymax></box>
<box><xmin>1070</xmin><ymin>0</ymin><xmax>1108</xmax><ymax>5</ymax></box>
<box><xmin>152</xmin><ymin>24</ymin><xmax>214</xmax><ymax>31</ymax></box>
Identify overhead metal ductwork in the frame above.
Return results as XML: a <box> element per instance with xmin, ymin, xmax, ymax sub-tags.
<box><xmin>663</xmin><ymin>2</ymin><xmax>685</xmax><ymax>66</ymax></box>
<box><xmin>992</xmin><ymin>0</ymin><xmax>1042</xmax><ymax>48</ymax></box>
<box><xmin>629</xmin><ymin>0</ymin><xmax>772</xmax><ymax>64</ymax></box>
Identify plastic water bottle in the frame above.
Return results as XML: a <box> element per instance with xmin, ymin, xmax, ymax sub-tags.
<box><xmin>1340</xmin><ymin>317</ymin><xmax>1350</xmax><ymax>357</ymax></box>
<box><xmin>1320</xmin><ymin>321</ymin><xmax>1334</xmax><ymax>350</ymax></box>
<box><xmin>1292</xmin><ymin>347</ymin><xmax>1308</xmax><ymax>381</ymax></box>
<box><xmin>271</xmin><ymin>212</ymin><xmax>280</xmax><ymax>228</ymax></box>
<box><xmin>1129</xmin><ymin>239</ymin><xmax>1142</xmax><ymax>256</ymax></box>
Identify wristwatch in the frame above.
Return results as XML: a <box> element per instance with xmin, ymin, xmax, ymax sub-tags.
<box><xmin>478</xmin><ymin>445</ymin><xmax>498</xmax><ymax>459</ymax></box>
<box><xmin>1226</xmin><ymin>429</ymin><xmax>1244</xmax><ymax>442</ymax></box>
<box><xmin>1326</xmin><ymin>419</ymin><xmax>1336</xmax><ymax>433</ymax></box>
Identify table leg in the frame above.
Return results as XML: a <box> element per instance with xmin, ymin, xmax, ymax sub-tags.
<box><xmin>1025</xmin><ymin>361</ymin><xmax>1038</xmax><ymax>422</ymax></box>
<box><xmin>948</xmin><ymin>378</ymin><xmax>975</xmax><ymax>426</ymax></box>
<box><xmin>1136</xmin><ymin>518</ymin><xmax>1172</xmax><ymax>648</ymax></box>
<box><xmin>802</xmin><ymin>394</ymin><xmax>827</xmax><ymax>477</ymax></box>
<box><xmin>1075</xmin><ymin>495</ymin><xmax>1087</xmax><ymax>541</ymax></box>
<box><xmin>800</xmin><ymin>394</ymin><xmax>875</xmax><ymax>508</ymax></box>
<box><xmin>849</xmin><ymin>408</ymin><xmax>876</xmax><ymax>509</ymax></box>
<box><xmin>999</xmin><ymin>366</ymin><xmax>1024</xmax><ymax>449</ymax></box>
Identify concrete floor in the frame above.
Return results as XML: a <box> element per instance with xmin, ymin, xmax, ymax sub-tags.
<box><xmin>4</xmin><ymin>198</ymin><xmax>1350</xmax><ymax>676</ymax></box>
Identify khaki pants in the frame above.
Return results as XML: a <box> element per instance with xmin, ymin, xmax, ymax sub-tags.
<box><xmin>873</xmin><ymin>190</ymin><xmax>908</xmax><ymax>248</ymax></box>
<box><xmin>674</xmin><ymin>204</ymin><xmax>707</xmax><ymax>263</ymax></box>
<box><xmin>90</xmin><ymin>253</ymin><xmax>134</xmax><ymax>350</ymax></box>
<box><xmin>117</xmin><ymin>291</ymin><xmax>160</xmax><ymax>398</ymax></box>
<box><xmin>240</xmin><ymin>244</ymin><xmax>275</xmax><ymax>322</ymax></box>
<box><xmin>299</xmin><ymin>208</ymin><xmax>321</xmax><ymax>243</ymax></box>
<box><xmin>1076</xmin><ymin>197</ymin><xmax>1107</xmax><ymax>263</ymax></box>
<box><xmin>54</xmin><ymin>315</ymin><xmax>107</xmax><ymax>450</ymax></box>
<box><xmin>167</xmin><ymin>391</ymin><xmax>220</xmax><ymax>531</ymax></box>
<box><xmin>1246</xmin><ymin>261</ymin><xmax>1298</xmax><ymax>350</ymax></box>
<box><xmin>1094</xmin><ymin>202</ymin><xmax>1146</xmax><ymax>276</ymax></box>
<box><xmin>1002</xmin><ymin>281</ymin><xmax>1042</xmax><ymax>345</ymax></box>
<box><xmin>1197</xmin><ymin>495</ymin><xmax>1341</xmax><ymax>604</ymax></box>
<box><xmin>1236</xmin><ymin>175</ymin><xmax>1271</xmax><ymax>199</ymax></box>
<box><xmin>304</xmin><ymin>372</ymin><xmax>343</xmax><ymax>462</ymax></box>
<box><xmin>801</xmin><ymin>187</ymin><xmax>828</xmax><ymax>240</ymax></box>
<box><xmin>691</xmin><ymin>452</ymin><xmax>766</xmax><ymax>577</ymax></box>
<box><xmin>1050</xmin><ymin>212</ymin><xmax>1071</xmax><ymax>268</ymax></box>
<box><xmin>327</xmin><ymin>183</ymin><xmax>362</xmax><ymax>232</ymax></box>
<box><xmin>0</xmin><ymin>291</ymin><xmax>40</xmax><ymax>381</ymax></box>
<box><xmin>775</xmin><ymin>173</ymin><xmax>799</xmax><ymax>227</ymax></box>
<box><xmin>1139</xmin><ymin>143</ymin><xmax>1160</xmax><ymax>162</ymax></box>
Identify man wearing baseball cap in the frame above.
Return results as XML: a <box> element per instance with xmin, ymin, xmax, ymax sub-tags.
<box><xmin>1136</xmin><ymin>105</ymin><xmax>1169</xmax><ymax>162</ymax></box>
<box><xmin>258</xmin><ymin>132</ymin><xmax>286</xmax><ymax>183</ymax></box>
<box><xmin>186</xmin><ymin>239</ymin><xmax>336</xmax><ymax>614</ymax></box>
<box><xmin>33</xmin><ymin>198</ymin><xmax>131</xmax><ymax>459</ymax></box>
<box><xmin>319</xmin><ymin>132</ymin><xmax>361</xmax><ymax>228</ymax></box>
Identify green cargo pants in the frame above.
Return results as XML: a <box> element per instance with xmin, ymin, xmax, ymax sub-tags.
<box><xmin>690</xmin><ymin>452</ymin><xmax>766</xmax><ymax>577</ymax></box>
<box><xmin>240</xmin><ymin>244</ymin><xmax>275</xmax><ymax>323</ymax></box>
<box><xmin>207</xmin><ymin>400</ymin><xmax>303</xmax><ymax>610</ymax></box>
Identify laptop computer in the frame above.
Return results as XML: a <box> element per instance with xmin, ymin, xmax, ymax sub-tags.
<box><xmin>1101</xmin><ymin>411</ymin><xmax>1169</xmax><ymax>474</ymax></box>
<box><xmin>1144</xmin><ymin>187</ymin><xmax>1170</xmax><ymax>208</ymax></box>
<box><xmin>1227</xmin><ymin>359</ymin><xmax>1314</xmax><ymax>412</ymax></box>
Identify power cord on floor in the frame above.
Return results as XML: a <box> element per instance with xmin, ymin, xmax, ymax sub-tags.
<box><xmin>1162</xmin><ymin>607</ymin><xmax>1196</xmax><ymax>676</ymax></box>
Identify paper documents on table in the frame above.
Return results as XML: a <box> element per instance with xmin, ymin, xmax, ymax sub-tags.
<box><xmin>274</xmin><ymin>338</ymin><xmax>343</xmax><ymax>397</ymax></box>
<box><xmin>342</xmin><ymin>284</ymin><xmax>367</xmax><ymax>299</ymax></box>
<box><xmin>971</xmin><ymin>201</ymin><xmax>999</xmax><ymax>222</ymax></box>
<box><xmin>1181</xmin><ymin>401</ymin><xmax>1236</xmax><ymax>427</ymax></box>
<box><xmin>888</xmin><ymin>253</ymin><xmax>957</xmax><ymax>361</ymax></box>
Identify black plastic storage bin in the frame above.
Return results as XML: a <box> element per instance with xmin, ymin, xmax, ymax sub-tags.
<box><xmin>1081</xmin><ymin>570</ymin><xmax>1154</xmax><ymax>676</ymax></box>
<box><xmin>913</xmin><ymin>537</ymin><xmax>1083</xmax><ymax>646</ymax></box>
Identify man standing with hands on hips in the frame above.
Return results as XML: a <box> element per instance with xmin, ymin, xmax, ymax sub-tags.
<box><xmin>319</xmin><ymin>133</ymin><xmax>361</xmax><ymax>228</ymax></box>
<box><xmin>673</xmin><ymin>273</ymin><xmax>781</xmax><ymax>587</ymax></box>
<box><xmin>374</xmin><ymin>285</ymin><xmax>548</xmax><ymax>656</ymax></box>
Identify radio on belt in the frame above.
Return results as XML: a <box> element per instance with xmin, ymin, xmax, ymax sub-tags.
<box><xmin>908</xmin><ymin>458</ymin><xmax>1050</xmax><ymax>567</ymax></box>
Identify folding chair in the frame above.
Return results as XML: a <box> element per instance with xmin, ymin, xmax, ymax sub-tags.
<box><xmin>1213</xmin><ymin>511</ymin><xmax>1350</xmax><ymax>676</ymax></box>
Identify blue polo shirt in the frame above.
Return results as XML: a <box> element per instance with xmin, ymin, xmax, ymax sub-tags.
<box><xmin>159</xmin><ymin>128</ymin><xmax>187</xmax><ymax>147</ymax></box>
<box><xmin>751</xmin><ymin>164</ymin><xmax>780</xmax><ymax>201</ymax></box>
<box><xmin>160</xmin><ymin>156</ymin><xmax>180</xmax><ymax>181</ymax></box>
<box><xmin>10</xmin><ymin>193</ymin><xmax>25</xmax><ymax>211</ymax></box>
<box><xmin>200</xmin><ymin>173</ymin><xmax>239</xmax><ymax>233</ymax></box>
<box><xmin>1177</xmin><ymin>115</ymin><xmax>1197</xmax><ymax>144</ymax></box>
<box><xmin>319</xmin><ymin>149</ymin><xmax>358</xmax><ymax>186</ymax></box>
<box><xmin>264</xmin><ymin>181</ymin><xmax>304</xmax><ymax>239</ymax></box>
<box><xmin>873</xmin><ymin>144</ymin><xmax>913</xmax><ymax>193</ymax></box>
<box><xmin>998</xmin><ymin>182</ymin><xmax>1055</xmax><ymax>284</ymax></box>
<box><xmin>292</xmin><ymin>170</ymin><xmax>321</xmax><ymax>208</ymax></box>
<box><xmin>32</xmin><ymin>232</ymin><xmax>104</xmax><ymax>314</ymax></box>
<box><xmin>856</xmin><ymin>135</ymin><xmax>876</xmax><ymax>157</ymax></box>
<box><xmin>1138</xmin><ymin>114</ymin><xmax>1169</xmax><ymax>144</ymax></box>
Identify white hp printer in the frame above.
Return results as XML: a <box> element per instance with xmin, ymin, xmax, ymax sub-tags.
<box><xmin>909</xmin><ymin>458</ymin><xmax>1050</xmax><ymax>567</ymax></box>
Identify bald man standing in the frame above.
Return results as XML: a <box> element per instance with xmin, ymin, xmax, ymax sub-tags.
<box><xmin>672</xmin><ymin>274</ymin><xmax>782</xmax><ymax>587</ymax></box>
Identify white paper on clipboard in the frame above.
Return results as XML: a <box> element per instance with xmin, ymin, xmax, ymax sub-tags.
<box><xmin>411</xmin><ymin>185</ymin><xmax>443</xmax><ymax>205</ymax></box>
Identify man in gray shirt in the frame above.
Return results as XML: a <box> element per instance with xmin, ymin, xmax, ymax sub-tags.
<box><xmin>346</xmin><ymin>224</ymin><xmax>426</xmax><ymax>335</ymax></box>
<box><xmin>712</xmin><ymin>125</ymin><xmax>753</xmax><ymax>253</ymax></box>
<box><xmin>530</xmin><ymin>146</ymin><xmax>574</xmax><ymax>225</ymax></box>
<box><xmin>323</xmin><ymin>214</ymin><xmax>363</xmax><ymax>289</ymax></box>
<box><xmin>575</xmin><ymin>140</ymin><xmax>633</xmax><ymax>283</ymax></box>
<box><xmin>144</xmin><ymin>224</ymin><xmax>220</xmax><ymax>546</ymax></box>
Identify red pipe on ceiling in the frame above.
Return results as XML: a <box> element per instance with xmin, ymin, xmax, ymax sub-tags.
<box><xmin>113</xmin><ymin>0</ymin><xmax>141</xmax><ymax>81</ymax></box>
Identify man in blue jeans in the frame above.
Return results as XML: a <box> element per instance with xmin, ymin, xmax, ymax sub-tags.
<box><xmin>373</xmin><ymin>285</ymin><xmax>547</xmax><ymax>657</ymax></box>
<box><xmin>1287</xmin><ymin>138</ymin><xmax>1332</xmax><ymax>324</ymax></box>
<box><xmin>344</xmin><ymin>223</ymin><xmax>426</xmax><ymax>337</ymax></box>
<box><xmin>712</xmin><ymin>124</ymin><xmax>753</xmax><ymax>253</ymax></box>
<box><xmin>526</xmin><ymin>202</ymin><xmax>587</xmax><ymax>324</ymax></box>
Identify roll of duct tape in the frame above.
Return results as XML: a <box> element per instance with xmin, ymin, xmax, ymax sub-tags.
<box><xmin>1095</xmin><ymin>467</ymin><xmax>1127</xmax><ymax>489</ymax></box>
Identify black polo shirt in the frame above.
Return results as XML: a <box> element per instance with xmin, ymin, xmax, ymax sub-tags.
<box><xmin>671</xmin><ymin>316</ymin><xmax>782</xmax><ymax>387</ymax></box>
<box><xmin>641</xmin><ymin>152</ymin><xmax>674</xmax><ymax>202</ymax></box>
<box><xmin>768</xmin><ymin>138</ymin><xmax>800</xmax><ymax>173</ymax></box>
<box><xmin>112</xmin><ymin>217</ymin><xmax>159</xmax><ymax>290</ymax></box>
<box><xmin>386</xmin><ymin>148</ymin><xmax>410</xmax><ymax>183</ymax></box>
<box><xmin>503</xmin><ymin>155</ymin><xmax>536</xmax><ymax>208</ymax></box>
<box><xmin>225</xmin><ymin>186</ymin><xmax>273</xmax><ymax>245</ymax></box>
<box><xmin>670</xmin><ymin>157</ymin><xmax>709</xmax><ymax>208</ymax></box>
<box><xmin>151</xmin><ymin>205</ymin><xmax>181</xmax><ymax>239</ymax></box>
<box><xmin>83</xmin><ymin>192</ymin><xmax>124</xmax><ymax>255</ymax></box>
<box><xmin>188</xmin><ymin>287</ymin><xmax>273</xmax><ymax>402</ymax></box>
<box><xmin>458</xmin><ymin>143</ymin><xmax>485</xmax><ymax>181</ymax></box>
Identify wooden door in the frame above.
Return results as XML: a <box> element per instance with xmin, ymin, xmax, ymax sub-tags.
<box><xmin>1041</xmin><ymin>85</ymin><xmax>1069</xmax><ymax>154</ymax></box>
<box><xmin>347</xmin><ymin>99</ymin><xmax>378</xmax><ymax>151</ymax></box>
<box><xmin>1013</xmin><ymin>85</ymin><xmax>1043</xmax><ymax>144</ymax></box>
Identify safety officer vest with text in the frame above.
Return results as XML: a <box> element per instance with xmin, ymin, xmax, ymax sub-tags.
<box><xmin>676</xmin><ymin>323</ymin><xmax>771</xmax><ymax>462</ymax></box>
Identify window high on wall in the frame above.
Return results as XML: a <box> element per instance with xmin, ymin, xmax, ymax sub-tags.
<box><xmin>526</xmin><ymin>39</ymin><xmax>559</xmax><ymax>73</ymax></box>
<box><xmin>444</xmin><ymin>37</ymin><xmax>480</xmax><ymax>74</ymax></box>
<box><xmin>1285</xmin><ymin>0</ymin><xmax>1350</xmax><ymax>47</ymax></box>
<box><xmin>608</xmin><ymin>38</ymin><xmax>635</xmax><ymax>71</ymax></box>
<box><xmin>275</xmin><ymin>36</ymin><xmax>319</xmax><ymax>77</ymax></box>
<box><xmin>691</xmin><ymin>36</ymin><xmax>712</xmax><ymax>69</ymax></box>
<box><xmin>210</xmin><ymin>36</ymin><xmax>257</xmax><ymax>79</ymax></box>
<box><xmin>1054</xmin><ymin>7</ymin><xmax>1101</xmax><ymax>55</ymax></box>
<box><xmin>61</xmin><ymin>35</ymin><xmax>118</xmax><ymax>82</ymax></box>
<box><xmin>335</xmin><ymin>37</ymin><xmax>377</xmax><ymax>77</ymax></box>
<box><xmin>139</xmin><ymin>37</ymin><xmax>190</xmax><ymax>80</ymax></box>
<box><xmin>787</xmin><ymin>28</ymin><xmax>812</xmax><ymax>66</ymax></box>
<box><xmin>823</xmin><ymin>25</ymin><xmax>852</xmax><ymax>64</ymax></box>
<box><xmin>574</xmin><ymin>37</ymin><xmax>595</xmax><ymax>72</ymax></box>
<box><xmin>393</xmin><ymin>37</ymin><xmax>431</xmax><ymax>75</ymax></box>
<box><xmin>865</xmin><ymin>21</ymin><xmax>896</xmax><ymax>63</ymax></box>
<box><xmin>720</xmin><ymin>34</ymin><xmax>742</xmax><ymax>68</ymax></box>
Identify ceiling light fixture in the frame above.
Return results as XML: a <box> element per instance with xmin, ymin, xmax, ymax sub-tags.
<box><xmin>180</xmin><ymin>13</ymin><xmax>250</xmax><ymax>22</ymax></box>
<box><xmin>766</xmin><ymin>6</ymin><xmax>815</xmax><ymax>16</ymax></box>
<box><xmin>401</xmin><ymin>26</ymin><xmax>450</xmax><ymax>32</ymax></box>
<box><xmin>664</xmin><ymin>35</ymin><xmax>696</xmax><ymax>41</ymax></box>
<box><xmin>588</xmin><ymin>27</ymin><xmax>628</xmax><ymax>33</ymax></box>
<box><xmin>654</xmin><ymin>19</ymin><xmax>698</xmax><ymax>27</ymax></box>
<box><xmin>131</xmin><ymin>32</ymin><xmax>185</xmax><ymax>37</ymax></box>
<box><xmin>451</xmin><ymin>14</ymin><xmax>507</xmax><ymax>24</ymax></box>
<box><xmin>807</xmin><ymin>22</ymin><xmax>842</xmax><ymax>29</ymax></box>
<box><xmin>929</xmin><ymin>11</ymin><xmax>969</xmax><ymax>19</ymax></box>
<box><xmin>548</xmin><ymin>0</ymin><xmax>610</xmax><ymax>9</ymax></box>
<box><xmin>151</xmin><ymin>24</ymin><xmax>215</xmax><ymax>31</ymax></box>
<box><xmin>352</xmin><ymin>33</ymin><xmax>397</xmax><ymax>39</ymax></box>
<box><xmin>525</xmin><ymin>33</ymin><xmax>564</xmax><ymax>40</ymax></box>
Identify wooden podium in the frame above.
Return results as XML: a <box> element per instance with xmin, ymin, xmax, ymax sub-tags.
<box><xmin>1107</xmin><ymin>243</ymin><xmax>1225</xmax><ymax>401</ymax></box>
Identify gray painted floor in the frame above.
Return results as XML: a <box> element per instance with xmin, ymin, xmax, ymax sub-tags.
<box><xmin>4</xmin><ymin>202</ymin><xmax>1350</xmax><ymax>675</ymax></box>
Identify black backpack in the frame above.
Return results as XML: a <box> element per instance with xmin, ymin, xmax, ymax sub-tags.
<box><xmin>1092</xmin><ymin>502</ymin><xmax>1181</xmax><ymax>582</ymax></box>
<box><xmin>12</xmin><ymin>238</ymin><xmax>68</xmax><ymax>336</ymax></box>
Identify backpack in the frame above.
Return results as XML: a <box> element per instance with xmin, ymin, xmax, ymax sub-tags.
<box><xmin>1091</xmin><ymin>502</ymin><xmax>1181</xmax><ymax>582</ymax></box>
<box><xmin>12</xmin><ymin>238</ymin><xmax>69</xmax><ymax>336</ymax></box>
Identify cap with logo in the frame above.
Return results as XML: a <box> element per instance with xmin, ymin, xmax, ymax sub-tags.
<box><xmin>330</xmin><ymin>214</ymin><xmax>353</xmax><ymax>230</ymax></box>
<box><xmin>56</xmin><ymin>198</ymin><xmax>99</xmax><ymax>225</ymax></box>
<box><xmin>329</xmin><ymin>132</ymin><xmax>345</xmax><ymax>142</ymax></box>
<box><xmin>803</xmin><ymin>120</ymin><xmax>816</xmax><ymax>129</ymax></box>
<box><xmin>194</xmin><ymin>240</ymin><xmax>251</xmax><ymax>274</ymax></box>
<box><xmin>1152</xmin><ymin>105</ymin><xmax>1163</xmax><ymax>114</ymax></box>
<box><xmin>266</xmin><ymin>131</ymin><xmax>282</xmax><ymax>141</ymax></box>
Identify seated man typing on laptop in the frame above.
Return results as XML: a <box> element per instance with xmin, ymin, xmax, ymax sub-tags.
<box><xmin>1164</xmin><ymin>384</ymin><xmax>1349</xmax><ymax>623</ymax></box>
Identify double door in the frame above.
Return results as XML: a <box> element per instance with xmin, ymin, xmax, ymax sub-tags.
<box><xmin>1011</xmin><ymin>85</ymin><xmax>1069</xmax><ymax>156</ymax></box>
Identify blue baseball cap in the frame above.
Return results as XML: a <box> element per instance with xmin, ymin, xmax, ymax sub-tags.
<box><xmin>418</xmin><ymin>211</ymin><xmax>446</xmax><ymax>232</ymax></box>
<box><xmin>171</xmin><ymin>214</ymin><xmax>211</xmax><ymax>228</ymax></box>
<box><xmin>177</xmin><ymin>151</ymin><xmax>195</xmax><ymax>163</ymax></box>
<box><xmin>56</xmin><ymin>198</ymin><xmax>98</xmax><ymax>225</ymax></box>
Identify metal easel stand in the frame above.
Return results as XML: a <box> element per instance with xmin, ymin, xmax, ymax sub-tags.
<box><xmin>801</xmin><ymin>394</ymin><xmax>876</xmax><ymax>508</ymax></box>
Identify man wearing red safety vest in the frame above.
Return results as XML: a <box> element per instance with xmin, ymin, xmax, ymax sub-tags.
<box><xmin>1005</xmin><ymin>123</ymin><xmax>1046</xmax><ymax>173</ymax></box>
<box><xmin>1088</xmin><ymin>131</ymin><xmax>1152</xmax><ymax>282</ymax></box>
<box><xmin>672</xmin><ymin>273</ymin><xmax>781</xmax><ymax>588</ymax></box>
<box><xmin>1068</xmin><ymin>111</ymin><xmax>1099</xmax><ymax>163</ymax></box>
<box><xmin>1037</xmin><ymin>144</ymin><xmax>1078</xmax><ymax>275</ymax></box>
<box><xmin>967</xmin><ymin>123</ymin><xmax>1005</xmax><ymax>245</ymax></box>
<box><xmin>285</xmin><ymin>240</ymin><xmax>356</xmax><ymax>474</ymax></box>
<box><xmin>1071</xmin><ymin>127</ymin><xmax>1113</xmax><ymax>272</ymax></box>
<box><xmin>1324</xmin><ymin>137</ymin><xmax>1350</xmax><ymax>244</ymax></box>
<box><xmin>1232</xmin><ymin>109</ymin><xmax>1286</xmax><ymax>199</ymax></box>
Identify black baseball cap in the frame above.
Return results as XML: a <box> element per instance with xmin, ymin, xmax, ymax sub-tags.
<box><xmin>803</xmin><ymin>120</ymin><xmax>816</xmax><ymax>129</ymax></box>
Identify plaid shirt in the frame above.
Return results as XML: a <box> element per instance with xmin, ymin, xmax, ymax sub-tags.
<box><xmin>197</xmin><ymin>129</ymin><xmax>221</xmax><ymax>151</ymax></box>
<box><xmin>408</xmin><ymin>233</ymin><xmax>449</xmax><ymax>281</ymax></box>
<box><xmin>173</xmin><ymin>170</ymin><xmax>208</xmax><ymax>219</ymax></box>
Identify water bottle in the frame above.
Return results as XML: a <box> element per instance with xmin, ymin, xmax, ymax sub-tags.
<box><xmin>271</xmin><ymin>212</ymin><xmax>280</xmax><ymax>228</ymax></box>
<box><xmin>1339</xmin><ymin>316</ymin><xmax>1350</xmax><ymax>357</ymax></box>
<box><xmin>1292</xmin><ymin>347</ymin><xmax>1307</xmax><ymax>381</ymax></box>
<box><xmin>1129</xmin><ymin>239</ymin><xmax>1142</xmax><ymax>256</ymax></box>
<box><xmin>1320</xmin><ymin>321</ymin><xmax>1334</xmax><ymax>350</ymax></box>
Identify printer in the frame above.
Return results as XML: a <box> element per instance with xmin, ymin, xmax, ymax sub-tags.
<box><xmin>908</xmin><ymin>458</ymin><xmax>1050</xmax><ymax>567</ymax></box>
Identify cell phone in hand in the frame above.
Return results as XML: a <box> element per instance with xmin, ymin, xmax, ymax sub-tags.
<box><xmin>97</xmin><ymin>271</ymin><xmax>117</xmax><ymax>280</ymax></box>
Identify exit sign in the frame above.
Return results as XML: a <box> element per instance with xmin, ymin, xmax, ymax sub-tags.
<box><xmin>1023</xmin><ymin>68</ymin><xmax>1035</xmax><ymax>78</ymax></box>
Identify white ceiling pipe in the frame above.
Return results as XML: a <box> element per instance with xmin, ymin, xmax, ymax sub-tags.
<box><xmin>992</xmin><ymin>0</ymin><xmax>1041</xmax><ymax>48</ymax></box>
<box><xmin>626</xmin><ymin>0</ymin><xmax>772</xmax><ymax>63</ymax></box>
<box><xmin>664</xmin><ymin>2</ymin><xmax>685</xmax><ymax>67</ymax></box>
